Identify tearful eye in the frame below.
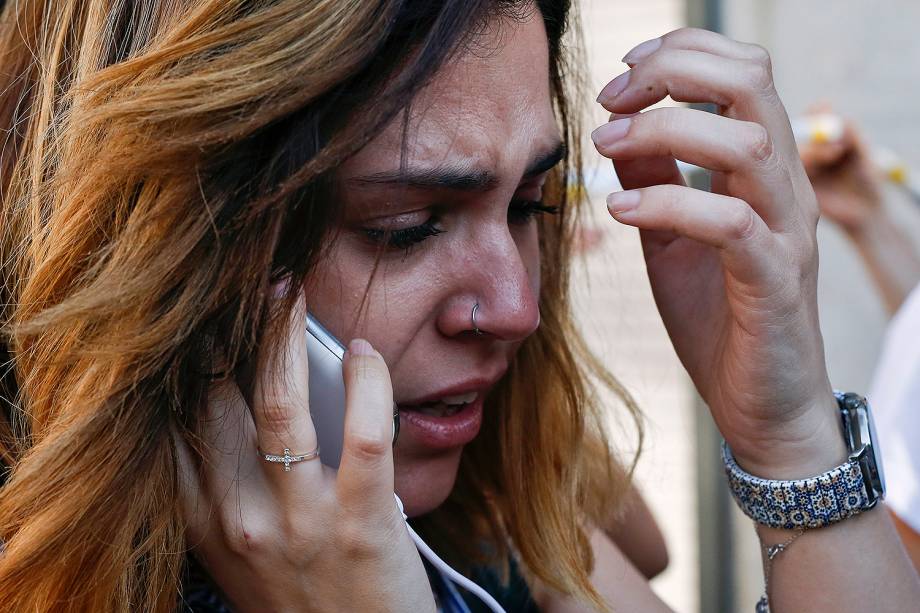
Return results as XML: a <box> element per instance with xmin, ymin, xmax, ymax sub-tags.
<box><xmin>508</xmin><ymin>199</ymin><xmax>559</xmax><ymax>225</ymax></box>
<box><xmin>362</xmin><ymin>216</ymin><xmax>445</xmax><ymax>253</ymax></box>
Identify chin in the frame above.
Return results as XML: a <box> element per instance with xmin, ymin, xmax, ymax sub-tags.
<box><xmin>394</xmin><ymin>447</ymin><xmax>465</xmax><ymax>517</ymax></box>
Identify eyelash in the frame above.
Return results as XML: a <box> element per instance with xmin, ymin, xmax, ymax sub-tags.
<box><xmin>508</xmin><ymin>199</ymin><xmax>560</xmax><ymax>224</ymax></box>
<box><xmin>363</xmin><ymin>222</ymin><xmax>445</xmax><ymax>252</ymax></box>
<box><xmin>362</xmin><ymin>200</ymin><xmax>559</xmax><ymax>253</ymax></box>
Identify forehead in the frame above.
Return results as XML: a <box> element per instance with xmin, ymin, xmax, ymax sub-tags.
<box><xmin>341</xmin><ymin>13</ymin><xmax>558</xmax><ymax>178</ymax></box>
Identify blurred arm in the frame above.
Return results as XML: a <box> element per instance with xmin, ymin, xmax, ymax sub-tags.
<box><xmin>846</xmin><ymin>211</ymin><xmax>920</xmax><ymax>314</ymax></box>
<box><xmin>602</xmin><ymin>483</ymin><xmax>669</xmax><ymax>579</ymax></box>
<box><xmin>535</xmin><ymin>526</ymin><xmax>673</xmax><ymax>612</ymax></box>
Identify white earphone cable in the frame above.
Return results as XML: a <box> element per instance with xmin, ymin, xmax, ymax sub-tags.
<box><xmin>395</xmin><ymin>494</ymin><xmax>506</xmax><ymax>613</ymax></box>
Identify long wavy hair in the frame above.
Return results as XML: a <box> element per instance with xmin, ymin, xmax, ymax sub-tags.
<box><xmin>0</xmin><ymin>0</ymin><xmax>641</xmax><ymax>610</ymax></box>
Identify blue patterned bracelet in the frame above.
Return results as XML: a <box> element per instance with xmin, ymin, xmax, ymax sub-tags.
<box><xmin>721</xmin><ymin>441</ymin><xmax>872</xmax><ymax>530</ymax></box>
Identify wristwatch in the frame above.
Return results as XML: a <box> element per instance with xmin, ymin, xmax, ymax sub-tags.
<box><xmin>722</xmin><ymin>391</ymin><xmax>886</xmax><ymax>530</ymax></box>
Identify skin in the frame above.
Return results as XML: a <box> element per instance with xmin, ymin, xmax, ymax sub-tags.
<box><xmin>601</xmin><ymin>484</ymin><xmax>669</xmax><ymax>579</ymax></box>
<box><xmin>180</xmin><ymin>13</ymin><xmax>920</xmax><ymax>613</ymax></box>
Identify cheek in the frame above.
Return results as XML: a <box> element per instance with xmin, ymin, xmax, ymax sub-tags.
<box><xmin>302</xmin><ymin>237</ymin><xmax>445</xmax><ymax>358</ymax></box>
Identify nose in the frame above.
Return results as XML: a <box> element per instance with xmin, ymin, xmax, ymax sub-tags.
<box><xmin>437</xmin><ymin>228</ymin><xmax>541</xmax><ymax>342</ymax></box>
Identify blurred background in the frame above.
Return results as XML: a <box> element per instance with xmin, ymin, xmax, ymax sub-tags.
<box><xmin>572</xmin><ymin>1</ymin><xmax>920</xmax><ymax>610</ymax></box>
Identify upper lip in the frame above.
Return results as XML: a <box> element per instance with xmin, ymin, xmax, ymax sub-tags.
<box><xmin>398</xmin><ymin>371</ymin><xmax>506</xmax><ymax>407</ymax></box>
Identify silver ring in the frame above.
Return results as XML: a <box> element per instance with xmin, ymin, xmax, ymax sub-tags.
<box><xmin>471</xmin><ymin>302</ymin><xmax>483</xmax><ymax>335</ymax></box>
<box><xmin>259</xmin><ymin>446</ymin><xmax>320</xmax><ymax>472</ymax></box>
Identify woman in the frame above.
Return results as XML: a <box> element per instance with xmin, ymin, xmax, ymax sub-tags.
<box><xmin>0</xmin><ymin>1</ymin><xmax>917</xmax><ymax>612</ymax></box>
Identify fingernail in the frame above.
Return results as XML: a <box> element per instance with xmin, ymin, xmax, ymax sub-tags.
<box><xmin>348</xmin><ymin>338</ymin><xmax>375</xmax><ymax>356</ymax></box>
<box><xmin>607</xmin><ymin>191</ymin><xmax>640</xmax><ymax>215</ymax></box>
<box><xmin>622</xmin><ymin>38</ymin><xmax>662</xmax><ymax>64</ymax></box>
<box><xmin>597</xmin><ymin>71</ymin><xmax>631</xmax><ymax>104</ymax></box>
<box><xmin>591</xmin><ymin>118</ymin><xmax>632</xmax><ymax>147</ymax></box>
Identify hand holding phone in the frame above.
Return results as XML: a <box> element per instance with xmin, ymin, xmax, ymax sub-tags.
<box><xmin>178</xmin><ymin>297</ymin><xmax>435</xmax><ymax>612</ymax></box>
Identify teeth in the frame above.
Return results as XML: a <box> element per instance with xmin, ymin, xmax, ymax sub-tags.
<box><xmin>413</xmin><ymin>402</ymin><xmax>466</xmax><ymax>417</ymax></box>
<box><xmin>398</xmin><ymin>391</ymin><xmax>478</xmax><ymax>418</ymax></box>
<box><xmin>440</xmin><ymin>391</ymin><xmax>478</xmax><ymax>405</ymax></box>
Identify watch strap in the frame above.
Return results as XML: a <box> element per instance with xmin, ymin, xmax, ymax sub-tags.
<box><xmin>722</xmin><ymin>441</ymin><xmax>872</xmax><ymax>530</ymax></box>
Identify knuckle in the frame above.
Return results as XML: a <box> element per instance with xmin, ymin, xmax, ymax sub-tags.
<box><xmin>343</xmin><ymin>431</ymin><xmax>390</xmax><ymax>464</ymax></box>
<box><xmin>258</xmin><ymin>401</ymin><xmax>296</xmax><ymax>431</ymax></box>
<box><xmin>742</xmin><ymin>58</ymin><xmax>774</xmax><ymax>93</ymax></box>
<box><xmin>335</xmin><ymin>517</ymin><xmax>383</xmax><ymax>561</ymax></box>
<box><xmin>743</xmin><ymin>122</ymin><xmax>774</xmax><ymax>165</ymax></box>
<box><xmin>724</xmin><ymin>199</ymin><xmax>758</xmax><ymax>243</ymax></box>
<box><xmin>279</xmin><ymin>514</ymin><xmax>322</xmax><ymax>560</ymax></box>
<box><xmin>747</xmin><ymin>43</ymin><xmax>773</xmax><ymax>68</ymax></box>
<box><xmin>220</xmin><ymin>514</ymin><xmax>270</xmax><ymax>557</ymax></box>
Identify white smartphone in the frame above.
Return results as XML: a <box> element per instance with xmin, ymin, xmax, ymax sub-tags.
<box><xmin>305</xmin><ymin>314</ymin><xmax>398</xmax><ymax>469</ymax></box>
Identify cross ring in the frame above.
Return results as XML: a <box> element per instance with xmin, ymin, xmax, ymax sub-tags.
<box><xmin>259</xmin><ymin>446</ymin><xmax>321</xmax><ymax>472</ymax></box>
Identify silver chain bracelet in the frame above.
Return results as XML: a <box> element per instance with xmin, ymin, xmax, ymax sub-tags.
<box><xmin>755</xmin><ymin>528</ymin><xmax>805</xmax><ymax>612</ymax></box>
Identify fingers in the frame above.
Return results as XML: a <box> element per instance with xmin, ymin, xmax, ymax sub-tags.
<box><xmin>594</xmin><ymin>108</ymin><xmax>799</xmax><ymax>230</ymax></box>
<box><xmin>607</xmin><ymin>110</ymin><xmax>686</xmax><ymax>193</ymax></box>
<box><xmin>598</xmin><ymin>29</ymin><xmax>797</xmax><ymax>158</ymax></box>
<box><xmin>251</xmin><ymin>291</ymin><xmax>321</xmax><ymax>482</ymax></box>
<box><xmin>606</xmin><ymin>185</ymin><xmax>780</xmax><ymax>287</ymax></box>
<box><xmin>336</xmin><ymin>339</ymin><xmax>398</xmax><ymax>517</ymax></box>
<box><xmin>799</xmin><ymin>139</ymin><xmax>849</xmax><ymax>175</ymax></box>
<box><xmin>622</xmin><ymin>27</ymin><xmax>769</xmax><ymax>66</ymax></box>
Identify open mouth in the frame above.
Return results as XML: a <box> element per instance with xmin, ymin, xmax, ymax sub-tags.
<box><xmin>398</xmin><ymin>391</ymin><xmax>478</xmax><ymax>418</ymax></box>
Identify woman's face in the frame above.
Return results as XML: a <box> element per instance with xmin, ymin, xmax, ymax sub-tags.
<box><xmin>306</xmin><ymin>13</ymin><xmax>561</xmax><ymax>517</ymax></box>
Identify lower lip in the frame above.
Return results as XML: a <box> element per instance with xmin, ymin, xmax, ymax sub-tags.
<box><xmin>398</xmin><ymin>396</ymin><xmax>484</xmax><ymax>450</ymax></box>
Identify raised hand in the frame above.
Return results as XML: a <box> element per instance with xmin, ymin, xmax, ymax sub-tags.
<box><xmin>592</xmin><ymin>28</ymin><xmax>846</xmax><ymax>478</ymax></box>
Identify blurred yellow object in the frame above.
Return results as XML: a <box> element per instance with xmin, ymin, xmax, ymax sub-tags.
<box><xmin>793</xmin><ymin>114</ymin><xmax>844</xmax><ymax>145</ymax></box>
<box><xmin>887</xmin><ymin>165</ymin><xmax>908</xmax><ymax>185</ymax></box>
<box><xmin>812</xmin><ymin>127</ymin><xmax>831</xmax><ymax>144</ymax></box>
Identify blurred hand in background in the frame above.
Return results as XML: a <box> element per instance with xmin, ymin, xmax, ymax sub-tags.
<box><xmin>799</xmin><ymin>106</ymin><xmax>920</xmax><ymax>314</ymax></box>
<box><xmin>799</xmin><ymin>108</ymin><xmax>885</xmax><ymax>234</ymax></box>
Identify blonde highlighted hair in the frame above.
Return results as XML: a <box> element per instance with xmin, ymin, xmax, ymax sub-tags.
<box><xmin>0</xmin><ymin>0</ymin><xmax>640</xmax><ymax>610</ymax></box>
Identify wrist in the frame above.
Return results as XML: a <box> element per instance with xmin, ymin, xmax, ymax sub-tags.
<box><xmin>843</xmin><ymin>207</ymin><xmax>891</xmax><ymax>245</ymax></box>
<box><xmin>728</xmin><ymin>394</ymin><xmax>848</xmax><ymax>480</ymax></box>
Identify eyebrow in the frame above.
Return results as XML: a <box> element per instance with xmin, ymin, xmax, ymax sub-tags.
<box><xmin>349</xmin><ymin>141</ymin><xmax>567</xmax><ymax>192</ymax></box>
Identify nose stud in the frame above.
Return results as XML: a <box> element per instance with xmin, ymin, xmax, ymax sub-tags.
<box><xmin>471</xmin><ymin>302</ymin><xmax>483</xmax><ymax>335</ymax></box>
